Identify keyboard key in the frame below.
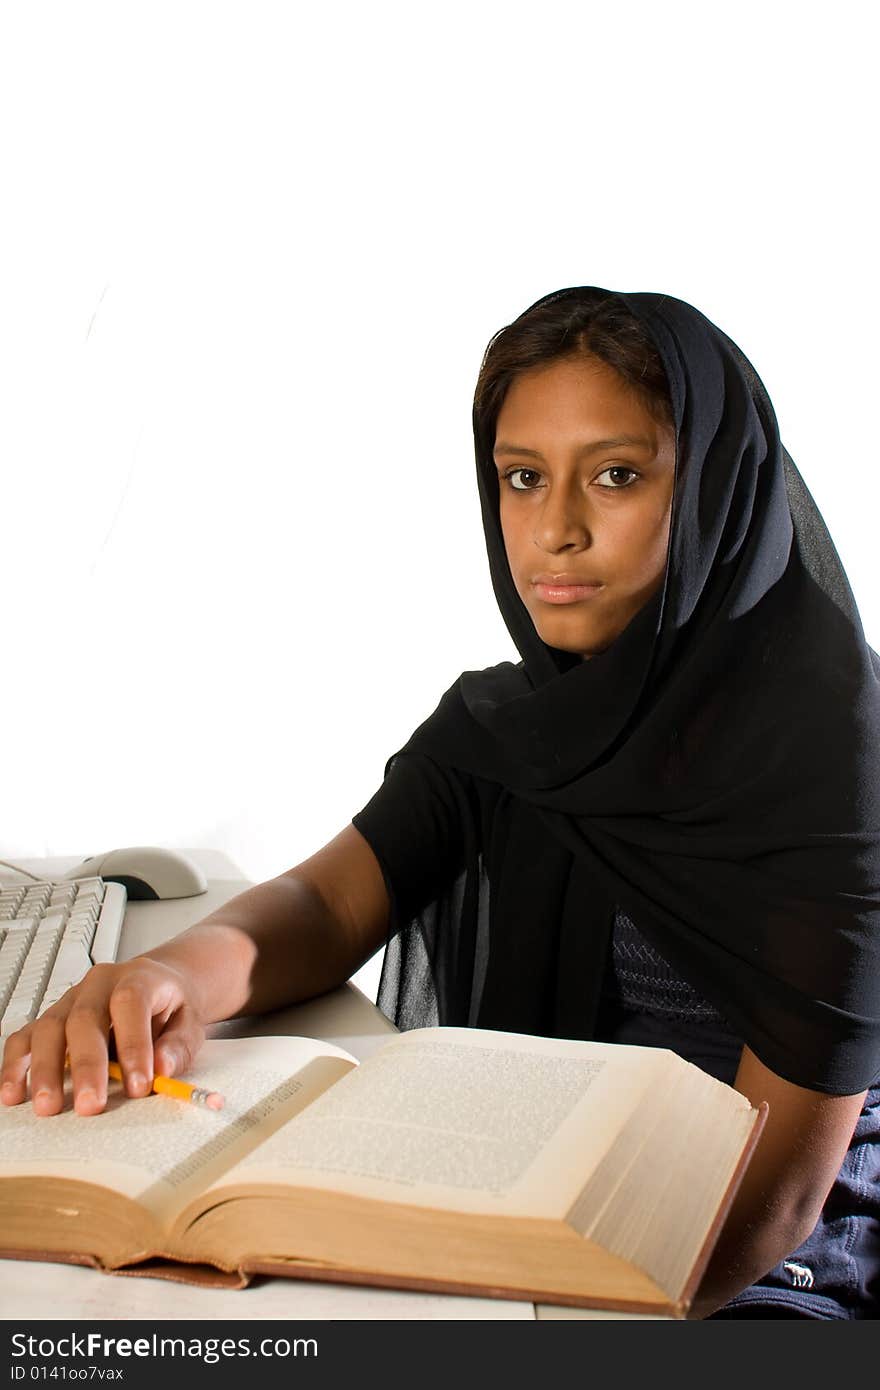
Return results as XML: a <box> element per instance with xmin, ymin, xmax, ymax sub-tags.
<box><xmin>73</xmin><ymin>878</ymin><xmax>105</xmax><ymax>899</ymax></box>
<box><xmin>37</xmin><ymin>910</ymin><xmax>68</xmax><ymax>933</ymax></box>
<box><xmin>0</xmin><ymin>1008</ymin><xmax>36</xmax><ymax>1036</ymax></box>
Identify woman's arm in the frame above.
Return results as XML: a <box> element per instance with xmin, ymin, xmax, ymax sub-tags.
<box><xmin>0</xmin><ymin>824</ymin><xmax>391</xmax><ymax>1116</ymax></box>
<box><xmin>688</xmin><ymin>1045</ymin><xmax>866</xmax><ymax>1318</ymax></box>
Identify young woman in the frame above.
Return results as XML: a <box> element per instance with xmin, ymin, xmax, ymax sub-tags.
<box><xmin>3</xmin><ymin>287</ymin><xmax>879</xmax><ymax>1319</ymax></box>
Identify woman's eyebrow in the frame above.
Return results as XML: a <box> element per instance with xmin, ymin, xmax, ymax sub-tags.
<box><xmin>493</xmin><ymin>434</ymin><xmax>655</xmax><ymax>460</ymax></box>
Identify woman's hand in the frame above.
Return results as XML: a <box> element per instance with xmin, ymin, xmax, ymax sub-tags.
<box><xmin>0</xmin><ymin>840</ymin><xmax>390</xmax><ymax>1119</ymax></box>
<box><xmin>0</xmin><ymin>956</ymin><xmax>207</xmax><ymax>1117</ymax></box>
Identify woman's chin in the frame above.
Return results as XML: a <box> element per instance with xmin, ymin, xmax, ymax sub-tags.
<box><xmin>530</xmin><ymin>612</ymin><xmax>620</xmax><ymax>660</ymax></box>
<box><xmin>533</xmin><ymin>615</ymin><xmax>600</xmax><ymax>648</ymax></box>
<box><xmin>537</xmin><ymin>630</ymin><xmax>607</xmax><ymax>660</ymax></box>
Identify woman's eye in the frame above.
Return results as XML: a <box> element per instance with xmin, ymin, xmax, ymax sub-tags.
<box><xmin>595</xmin><ymin>466</ymin><xmax>639</xmax><ymax>489</ymax></box>
<box><xmin>504</xmin><ymin>468</ymin><xmax>541</xmax><ymax>490</ymax></box>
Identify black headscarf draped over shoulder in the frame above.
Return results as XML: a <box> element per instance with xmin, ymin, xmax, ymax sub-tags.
<box><xmin>375</xmin><ymin>286</ymin><xmax>880</xmax><ymax>1096</ymax></box>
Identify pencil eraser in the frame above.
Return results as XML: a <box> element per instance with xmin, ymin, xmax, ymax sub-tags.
<box><xmin>205</xmin><ymin>1092</ymin><xmax>225</xmax><ymax>1111</ymax></box>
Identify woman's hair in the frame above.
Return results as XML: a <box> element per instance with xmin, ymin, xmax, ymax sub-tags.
<box><xmin>473</xmin><ymin>287</ymin><xmax>674</xmax><ymax>438</ymax></box>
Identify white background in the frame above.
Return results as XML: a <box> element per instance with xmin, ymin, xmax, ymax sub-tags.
<box><xmin>1</xmin><ymin>1</ymin><xmax>876</xmax><ymax>1003</ymax></box>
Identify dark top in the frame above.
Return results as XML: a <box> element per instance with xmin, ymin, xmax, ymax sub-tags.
<box><xmin>352</xmin><ymin>752</ymin><xmax>880</xmax><ymax>1319</ymax></box>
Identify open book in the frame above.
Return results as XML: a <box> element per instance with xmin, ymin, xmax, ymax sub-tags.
<box><xmin>0</xmin><ymin>1027</ymin><xmax>765</xmax><ymax>1317</ymax></box>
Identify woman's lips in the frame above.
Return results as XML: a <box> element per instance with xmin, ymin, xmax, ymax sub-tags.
<box><xmin>533</xmin><ymin>582</ymin><xmax>603</xmax><ymax>604</ymax></box>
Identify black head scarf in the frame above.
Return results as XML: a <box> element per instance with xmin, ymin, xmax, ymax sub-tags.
<box><xmin>375</xmin><ymin>287</ymin><xmax>880</xmax><ymax>1096</ymax></box>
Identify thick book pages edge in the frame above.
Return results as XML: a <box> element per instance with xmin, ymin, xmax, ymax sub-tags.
<box><xmin>0</xmin><ymin>1247</ymin><xmax>250</xmax><ymax>1290</ymax></box>
<box><xmin>675</xmin><ymin>1099</ymin><xmax>769</xmax><ymax>1315</ymax></box>
<box><xmin>238</xmin><ymin>1258</ymin><xmax>680</xmax><ymax>1315</ymax></box>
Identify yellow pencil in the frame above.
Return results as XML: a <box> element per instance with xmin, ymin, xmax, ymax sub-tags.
<box><xmin>105</xmin><ymin>1060</ymin><xmax>225</xmax><ymax>1110</ymax></box>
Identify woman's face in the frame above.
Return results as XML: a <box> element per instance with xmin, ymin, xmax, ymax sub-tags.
<box><xmin>493</xmin><ymin>353</ymin><xmax>676</xmax><ymax>660</ymax></box>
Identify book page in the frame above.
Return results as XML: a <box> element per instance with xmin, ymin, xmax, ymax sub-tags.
<box><xmin>582</xmin><ymin>1067</ymin><xmax>756</xmax><ymax>1299</ymax></box>
<box><xmin>206</xmin><ymin>1026</ymin><xmax>662</xmax><ymax>1217</ymax></box>
<box><xmin>0</xmin><ymin>1035</ymin><xmax>356</xmax><ymax>1226</ymax></box>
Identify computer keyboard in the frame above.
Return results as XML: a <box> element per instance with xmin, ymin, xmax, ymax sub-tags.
<box><xmin>0</xmin><ymin>877</ymin><xmax>126</xmax><ymax>1037</ymax></box>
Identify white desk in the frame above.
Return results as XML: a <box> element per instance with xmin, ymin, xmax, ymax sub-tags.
<box><xmin>0</xmin><ymin>850</ymin><xmax>593</xmax><ymax>1321</ymax></box>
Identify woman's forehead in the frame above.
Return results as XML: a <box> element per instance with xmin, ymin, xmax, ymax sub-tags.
<box><xmin>494</xmin><ymin>358</ymin><xmax>674</xmax><ymax>452</ymax></box>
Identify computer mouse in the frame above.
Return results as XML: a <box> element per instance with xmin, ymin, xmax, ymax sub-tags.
<box><xmin>62</xmin><ymin>846</ymin><xmax>209</xmax><ymax>900</ymax></box>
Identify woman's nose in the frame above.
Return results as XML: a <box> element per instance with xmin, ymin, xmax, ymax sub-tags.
<box><xmin>532</xmin><ymin>482</ymin><xmax>591</xmax><ymax>552</ymax></box>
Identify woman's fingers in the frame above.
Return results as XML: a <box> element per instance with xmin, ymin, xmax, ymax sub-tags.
<box><xmin>152</xmin><ymin>1005</ymin><xmax>206</xmax><ymax>1079</ymax></box>
<box><xmin>25</xmin><ymin>1008</ymin><xmax>72</xmax><ymax>1116</ymax></box>
<box><xmin>1</xmin><ymin>1009</ymin><xmax>70</xmax><ymax>1116</ymax></box>
<box><xmin>76</xmin><ymin>959</ymin><xmax>190</xmax><ymax>1110</ymax></box>
<box><xmin>0</xmin><ymin>957</ymin><xmax>198</xmax><ymax>1116</ymax></box>
<box><xmin>62</xmin><ymin>965</ymin><xmax>118</xmax><ymax>1114</ymax></box>
<box><xmin>105</xmin><ymin>970</ymin><xmax>164</xmax><ymax>1101</ymax></box>
<box><xmin>0</xmin><ymin>1025</ymin><xmax>35</xmax><ymax>1108</ymax></box>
